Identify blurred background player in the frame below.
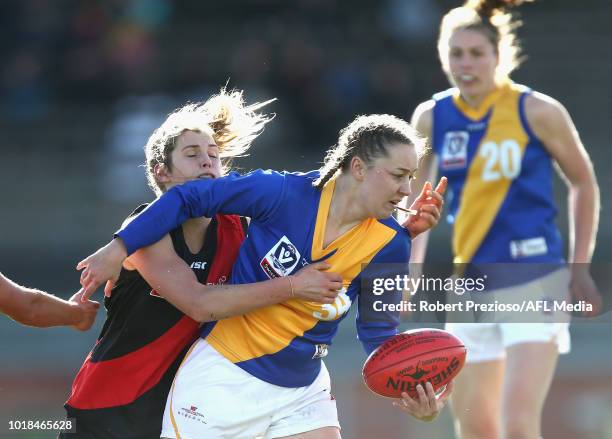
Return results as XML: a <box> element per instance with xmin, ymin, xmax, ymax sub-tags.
<box><xmin>61</xmin><ymin>89</ymin><xmax>343</xmax><ymax>439</ymax></box>
<box><xmin>79</xmin><ymin>114</ymin><xmax>448</xmax><ymax>438</ymax></box>
<box><xmin>407</xmin><ymin>1</ymin><xmax>601</xmax><ymax>438</ymax></box>
<box><xmin>0</xmin><ymin>271</ymin><xmax>99</xmax><ymax>331</ymax></box>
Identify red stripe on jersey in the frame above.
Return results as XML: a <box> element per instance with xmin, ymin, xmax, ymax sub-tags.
<box><xmin>208</xmin><ymin>214</ymin><xmax>245</xmax><ymax>284</ymax></box>
<box><xmin>66</xmin><ymin>214</ymin><xmax>245</xmax><ymax>410</ymax></box>
<box><xmin>67</xmin><ymin>316</ymin><xmax>198</xmax><ymax>409</ymax></box>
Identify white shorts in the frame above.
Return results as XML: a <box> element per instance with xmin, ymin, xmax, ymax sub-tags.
<box><xmin>161</xmin><ymin>338</ymin><xmax>340</xmax><ymax>439</ymax></box>
<box><xmin>446</xmin><ymin>268</ymin><xmax>571</xmax><ymax>363</ymax></box>
<box><xmin>445</xmin><ymin>322</ymin><xmax>570</xmax><ymax>363</ymax></box>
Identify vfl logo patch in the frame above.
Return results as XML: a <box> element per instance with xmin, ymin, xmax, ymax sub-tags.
<box><xmin>260</xmin><ymin>236</ymin><xmax>301</xmax><ymax>279</ymax></box>
<box><xmin>441</xmin><ymin>131</ymin><xmax>469</xmax><ymax>169</ymax></box>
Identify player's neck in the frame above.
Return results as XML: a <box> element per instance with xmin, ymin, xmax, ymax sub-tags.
<box><xmin>325</xmin><ymin>175</ymin><xmax>366</xmax><ymax>245</ymax></box>
<box><xmin>181</xmin><ymin>217</ymin><xmax>212</xmax><ymax>254</ymax></box>
<box><xmin>460</xmin><ymin>79</ymin><xmax>506</xmax><ymax>109</ymax></box>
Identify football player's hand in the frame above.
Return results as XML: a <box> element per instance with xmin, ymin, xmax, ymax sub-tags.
<box><xmin>77</xmin><ymin>239</ymin><xmax>127</xmax><ymax>301</ymax></box>
<box><xmin>393</xmin><ymin>380</ymin><xmax>453</xmax><ymax>422</ymax></box>
<box><xmin>291</xmin><ymin>262</ymin><xmax>343</xmax><ymax>303</ymax></box>
<box><xmin>402</xmin><ymin>177</ymin><xmax>447</xmax><ymax>239</ymax></box>
<box><xmin>68</xmin><ymin>289</ymin><xmax>100</xmax><ymax>331</ymax></box>
<box><xmin>570</xmin><ymin>266</ymin><xmax>603</xmax><ymax>317</ymax></box>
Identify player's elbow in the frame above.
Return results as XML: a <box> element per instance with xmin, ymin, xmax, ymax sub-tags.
<box><xmin>569</xmin><ymin>171</ymin><xmax>599</xmax><ymax>200</ymax></box>
<box><xmin>188</xmin><ymin>308</ymin><xmax>217</xmax><ymax>323</ymax></box>
<box><xmin>185</xmin><ymin>297</ymin><xmax>219</xmax><ymax>323</ymax></box>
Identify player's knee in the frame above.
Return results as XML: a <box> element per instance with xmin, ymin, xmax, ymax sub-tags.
<box><xmin>455</xmin><ymin>413</ymin><xmax>499</xmax><ymax>439</ymax></box>
<box><xmin>504</xmin><ymin>412</ymin><xmax>538</xmax><ymax>439</ymax></box>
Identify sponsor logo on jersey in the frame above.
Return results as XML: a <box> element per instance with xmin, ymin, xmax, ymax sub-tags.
<box><xmin>509</xmin><ymin>236</ymin><xmax>548</xmax><ymax>259</ymax></box>
<box><xmin>150</xmin><ymin>289</ymin><xmax>162</xmax><ymax>298</ymax></box>
<box><xmin>441</xmin><ymin>131</ymin><xmax>469</xmax><ymax>169</ymax></box>
<box><xmin>260</xmin><ymin>236</ymin><xmax>301</xmax><ymax>278</ymax></box>
<box><xmin>190</xmin><ymin>261</ymin><xmax>208</xmax><ymax>270</ymax></box>
<box><xmin>467</xmin><ymin>122</ymin><xmax>486</xmax><ymax>131</ymax></box>
<box><xmin>178</xmin><ymin>405</ymin><xmax>207</xmax><ymax>424</ymax></box>
<box><xmin>150</xmin><ymin>261</ymin><xmax>222</xmax><ymax>299</ymax></box>
<box><xmin>312</xmin><ymin>344</ymin><xmax>329</xmax><ymax>359</ymax></box>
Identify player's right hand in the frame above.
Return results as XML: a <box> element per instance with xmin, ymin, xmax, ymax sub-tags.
<box><xmin>68</xmin><ymin>289</ymin><xmax>100</xmax><ymax>331</ymax></box>
<box><xmin>77</xmin><ymin>238</ymin><xmax>128</xmax><ymax>301</ymax></box>
<box><xmin>291</xmin><ymin>262</ymin><xmax>343</xmax><ymax>303</ymax></box>
<box><xmin>393</xmin><ymin>380</ymin><xmax>454</xmax><ymax>422</ymax></box>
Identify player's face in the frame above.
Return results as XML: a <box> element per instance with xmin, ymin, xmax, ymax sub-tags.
<box><xmin>447</xmin><ymin>28</ymin><xmax>498</xmax><ymax>99</ymax></box>
<box><xmin>164</xmin><ymin>130</ymin><xmax>221</xmax><ymax>190</ymax></box>
<box><xmin>362</xmin><ymin>142</ymin><xmax>418</xmax><ymax>218</ymax></box>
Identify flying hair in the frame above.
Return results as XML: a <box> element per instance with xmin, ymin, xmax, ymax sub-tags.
<box><xmin>144</xmin><ymin>88</ymin><xmax>274</xmax><ymax>194</ymax></box>
<box><xmin>438</xmin><ymin>0</ymin><xmax>535</xmax><ymax>78</ymax></box>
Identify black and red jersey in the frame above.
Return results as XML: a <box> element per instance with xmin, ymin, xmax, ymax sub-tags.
<box><xmin>61</xmin><ymin>208</ymin><xmax>246</xmax><ymax>438</ymax></box>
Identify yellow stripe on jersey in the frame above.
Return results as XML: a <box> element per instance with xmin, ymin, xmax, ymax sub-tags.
<box><xmin>452</xmin><ymin>81</ymin><xmax>510</xmax><ymax>121</ymax></box>
<box><xmin>312</xmin><ymin>178</ymin><xmax>396</xmax><ymax>285</ymax></box>
<box><xmin>452</xmin><ymin>83</ymin><xmax>529</xmax><ymax>263</ymax></box>
<box><xmin>207</xmin><ymin>177</ymin><xmax>397</xmax><ymax>363</ymax></box>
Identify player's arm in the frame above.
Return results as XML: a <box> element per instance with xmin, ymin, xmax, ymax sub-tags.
<box><xmin>355</xmin><ymin>279</ymin><xmax>401</xmax><ymax>354</ymax></box>
<box><xmin>525</xmin><ymin>92</ymin><xmax>601</xmax><ymax>312</ymax></box>
<box><xmin>78</xmin><ymin>170</ymin><xmax>286</xmax><ymax>296</ymax></box>
<box><xmin>76</xmin><ymin>170</ymin><xmax>285</xmax><ymax>297</ymax></box>
<box><xmin>0</xmin><ymin>272</ymin><xmax>99</xmax><ymax>330</ymax></box>
<box><xmin>127</xmin><ymin>236</ymin><xmax>342</xmax><ymax>322</ymax></box>
<box><xmin>354</xmin><ymin>247</ymin><xmax>452</xmax><ymax>422</ymax></box>
<box><xmin>355</xmin><ymin>237</ymin><xmax>411</xmax><ymax>354</ymax></box>
<box><xmin>117</xmin><ymin>169</ymin><xmax>285</xmax><ymax>256</ymax></box>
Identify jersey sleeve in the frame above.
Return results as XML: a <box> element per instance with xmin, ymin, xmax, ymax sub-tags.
<box><xmin>116</xmin><ymin>170</ymin><xmax>285</xmax><ymax>255</ymax></box>
<box><xmin>354</xmin><ymin>232</ymin><xmax>411</xmax><ymax>355</ymax></box>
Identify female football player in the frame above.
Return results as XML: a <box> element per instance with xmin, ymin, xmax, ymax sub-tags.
<box><xmin>78</xmin><ymin>113</ymin><xmax>449</xmax><ymax>438</ymax></box>
<box><xmin>61</xmin><ymin>89</ymin><xmax>342</xmax><ymax>439</ymax></box>
<box><xmin>408</xmin><ymin>1</ymin><xmax>600</xmax><ymax>438</ymax></box>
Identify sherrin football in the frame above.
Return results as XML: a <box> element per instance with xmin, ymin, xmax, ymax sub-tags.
<box><xmin>362</xmin><ymin>328</ymin><xmax>466</xmax><ymax>398</ymax></box>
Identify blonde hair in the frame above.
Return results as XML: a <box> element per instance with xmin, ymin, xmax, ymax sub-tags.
<box><xmin>145</xmin><ymin>88</ymin><xmax>274</xmax><ymax>195</ymax></box>
<box><xmin>313</xmin><ymin>114</ymin><xmax>426</xmax><ymax>189</ymax></box>
<box><xmin>438</xmin><ymin>0</ymin><xmax>533</xmax><ymax>79</ymax></box>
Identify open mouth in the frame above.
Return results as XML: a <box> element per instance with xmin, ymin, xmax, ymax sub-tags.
<box><xmin>457</xmin><ymin>73</ymin><xmax>477</xmax><ymax>84</ymax></box>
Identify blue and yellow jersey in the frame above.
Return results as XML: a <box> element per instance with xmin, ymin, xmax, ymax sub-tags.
<box><xmin>431</xmin><ymin>82</ymin><xmax>563</xmax><ymax>264</ymax></box>
<box><xmin>117</xmin><ymin>170</ymin><xmax>410</xmax><ymax>387</ymax></box>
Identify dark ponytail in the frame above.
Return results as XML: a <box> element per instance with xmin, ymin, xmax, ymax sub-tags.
<box><xmin>313</xmin><ymin>114</ymin><xmax>425</xmax><ymax>190</ymax></box>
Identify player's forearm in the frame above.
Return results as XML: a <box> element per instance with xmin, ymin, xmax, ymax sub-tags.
<box><xmin>117</xmin><ymin>183</ymin><xmax>212</xmax><ymax>255</ymax></box>
<box><xmin>409</xmin><ymin>231</ymin><xmax>431</xmax><ymax>264</ymax></box>
<box><xmin>568</xmin><ymin>178</ymin><xmax>599</xmax><ymax>265</ymax></box>
<box><xmin>4</xmin><ymin>286</ymin><xmax>79</xmax><ymax>328</ymax></box>
<box><xmin>196</xmin><ymin>278</ymin><xmax>294</xmax><ymax>322</ymax></box>
<box><xmin>23</xmin><ymin>290</ymin><xmax>82</xmax><ymax>328</ymax></box>
<box><xmin>155</xmin><ymin>277</ymin><xmax>293</xmax><ymax>322</ymax></box>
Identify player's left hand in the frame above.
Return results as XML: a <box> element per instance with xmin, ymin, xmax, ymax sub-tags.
<box><xmin>77</xmin><ymin>238</ymin><xmax>128</xmax><ymax>301</ymax></box>
<box><xmin>402</xmin><ymin>177</ymin><xmax>447</xmax><ymax>239</ymax></box>
<box><xmin>392</xmin><ymin>380</ymin><xmax>453</xmax><ymax>422</ymax></box>
<box><xmin>569</xmin><ymin>266</ymin><xmax>603</xmax><ymax>317</ymax></box>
